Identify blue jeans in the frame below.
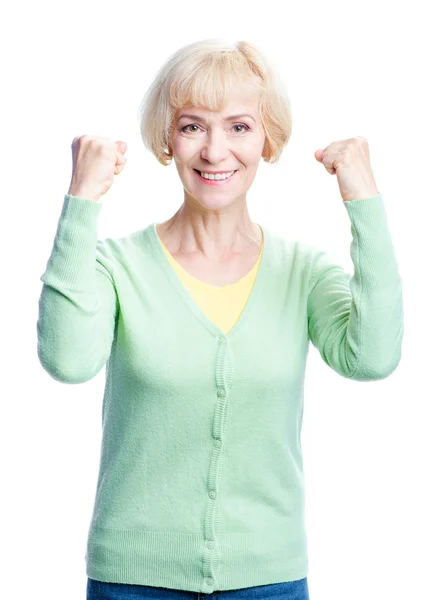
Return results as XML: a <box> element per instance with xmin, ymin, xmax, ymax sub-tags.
<box><xmin>86</xmin><ymin>578</ymin><xmax>310</xmax><ymax>600</ymax></box>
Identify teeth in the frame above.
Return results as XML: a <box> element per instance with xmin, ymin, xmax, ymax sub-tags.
<box><xmin>200</xmin><ymin>170</ymin><xmax>235</xmax><ymax>180</ymax></box>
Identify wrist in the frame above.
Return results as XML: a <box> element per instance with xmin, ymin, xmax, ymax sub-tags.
<box><xmin>67</xmin><ymin>188</ymin><xmax>100</xmax><ymax>203</ymax></box>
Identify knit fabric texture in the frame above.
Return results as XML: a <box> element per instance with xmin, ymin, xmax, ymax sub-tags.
<box><xmin>37</xmin><ymin>192</ymin><xmax>403</xmax><ymax>593</ymax></box>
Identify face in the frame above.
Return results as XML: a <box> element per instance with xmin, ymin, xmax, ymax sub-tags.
<box><xmin>170</xmin><ymin>91</ymin><xmax>266</xmax><ymax>212</ymax></box>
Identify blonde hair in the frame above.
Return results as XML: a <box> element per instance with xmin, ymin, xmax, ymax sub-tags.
<box><xmin>137</xmin><ymin>39</ymin><xmax>292</xmax><ymax>166</ymax></box>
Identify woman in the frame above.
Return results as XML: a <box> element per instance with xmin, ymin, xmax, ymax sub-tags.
<box><xmin>37</xmin><ymin>39</ymin><xmax>404</xmax><ymax>600</ymax></box>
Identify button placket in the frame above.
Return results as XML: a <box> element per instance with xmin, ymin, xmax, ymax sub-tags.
<box><xmin>202</xmin><ymin>335</ymin><xmax>228</xmax><ymax>590</ymax></box>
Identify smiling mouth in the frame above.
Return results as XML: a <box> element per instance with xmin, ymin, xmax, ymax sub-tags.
<box><xmin>193</xmin><ymin>169</ymin><xmax>237</xmax><ymax>177</ymax></box>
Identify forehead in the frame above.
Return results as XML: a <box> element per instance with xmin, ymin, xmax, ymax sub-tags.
<box><xmin>176</xmin><ymin>91</ymin><xmax>261</xmax><ymax>121</ymax></box>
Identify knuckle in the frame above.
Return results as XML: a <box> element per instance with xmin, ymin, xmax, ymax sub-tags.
<box><xmin>72</xmin><ymin>134</ymin><xmax>89</xmax><ymax>148</ymax></box>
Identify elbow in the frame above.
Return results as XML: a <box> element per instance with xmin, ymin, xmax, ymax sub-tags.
<box><xmin>349</xmin><ymin>351</ymin><xmax>402</xmax><ymax>381</ymax></box>
<box><xmin>378</xmin><ymin>354</ymin><xmax>402</xmax><ymax>379</ymax></box>
<box><xmin>37</xmin><ymin>347</ymin><xmax>102</xmax><ymax>384</ymax></box>
<box><xmin>373</xmin><ymin>340</ymin><xmax>404</xmax><ymax>379</ymax></box>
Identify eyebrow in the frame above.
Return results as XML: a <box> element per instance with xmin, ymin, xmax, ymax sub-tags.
<box><xmin>177</xmin><ymin>113</ymin><xmax>256</xmax><ymax>124</ymax></box>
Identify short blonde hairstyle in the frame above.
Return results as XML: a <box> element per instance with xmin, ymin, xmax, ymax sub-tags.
<box><xmin>137</xmin><ymin>39</ymin><xmax>292</xmax><ymax>166</ymax></box>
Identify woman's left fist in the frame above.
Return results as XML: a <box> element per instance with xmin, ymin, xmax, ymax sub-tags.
<box><xmin>314</xmin><ymin>136</ymin><xmax>379</xmax><ymax>202</ymax></box>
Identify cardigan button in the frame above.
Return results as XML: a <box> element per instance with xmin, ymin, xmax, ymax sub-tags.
<box><xmin>217</xmin><ymin>387</ymin><xmax>225</xmax><ymax>397</ymax></box>
<box><xmin>218</xmin><ymin>337</ymin><xmax>226</xmax><ymax>345</ymax></box>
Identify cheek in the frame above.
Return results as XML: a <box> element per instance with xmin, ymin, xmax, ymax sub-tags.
<box><xmin>173</xmin><ymin>137</ymin><xmax>201</xmax><ymax>161</ymax></box>
<box><xmin>172</xmin><ymin>136</ymin><xmax>185</xmax><ymax>153</ymax></box>
<box><xmin>239</xmin><ymin>137</ymin><xmax>264</xmax><ymax>156</ymax></box>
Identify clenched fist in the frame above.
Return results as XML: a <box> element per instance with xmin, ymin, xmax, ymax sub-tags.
<box><xmin>68</xmin><ymin>135</ymin><xmax>127</xmax><ymax>203</ymax></box>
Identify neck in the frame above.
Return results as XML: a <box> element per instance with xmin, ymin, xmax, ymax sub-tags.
<box><xmin>157</xmin><ymin>201</ymin><xmax>262</xmax><ymax>260</ymax></box>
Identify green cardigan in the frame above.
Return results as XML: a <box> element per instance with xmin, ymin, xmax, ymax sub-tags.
<box><xmin>37</xmin><ymin>192</ymin><xmax>403</xmax><ymax>593</ymax></box>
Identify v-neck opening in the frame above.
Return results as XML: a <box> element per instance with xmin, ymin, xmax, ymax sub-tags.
<box><xmin>147</xmin><ymin>222</ymin><xmax>271</xmax><ymax>340</ymax></box>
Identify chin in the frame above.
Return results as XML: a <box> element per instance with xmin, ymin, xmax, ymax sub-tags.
<box><xmin>192</xmin><ymin>193</ymin><xmax>236</xmax><ymax>210</ymax></box>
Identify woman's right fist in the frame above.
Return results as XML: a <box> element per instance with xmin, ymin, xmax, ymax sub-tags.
<box><xmin>67</xmin><ymin>135</ymin><xmax>127</xmax><ymax>202</ymax></box>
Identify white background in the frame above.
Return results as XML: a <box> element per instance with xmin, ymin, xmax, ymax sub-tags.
<box><xmin>2</xmin><ymin>0</ymin><xmax>437</xmax><ymax>598</ymax></box>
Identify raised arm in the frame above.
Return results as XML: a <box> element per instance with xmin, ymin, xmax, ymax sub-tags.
<box><xmin>307</xmin><ymin>193</ymin><xmax>404</xmax><ymax>381</ymax></box>
<box><xmin>37</xmin><ymin>194</ymin><xmax>118</xmax><ymax>383</ymax></box>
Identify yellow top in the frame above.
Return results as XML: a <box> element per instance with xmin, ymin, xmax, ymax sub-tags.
<box><xmin>157</xmin><ymin>230</ymin><xmax>264</xmax><ymax>334</ymax></box>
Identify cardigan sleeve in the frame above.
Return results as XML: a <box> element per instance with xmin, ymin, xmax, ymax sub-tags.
<box><xmin>307</xmin><ymin>193</ymin><xmax>404</xmax><ymax>381</ymax></box>
<box><xmin>37</xmin><ymin>194</ymin><xmax>118</xmax><ymax>384</ymax></box>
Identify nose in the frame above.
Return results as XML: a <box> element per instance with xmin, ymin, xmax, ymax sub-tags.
<box><xmin>200</xmin><ymin>129</ymin><xmax>231</xmax><ymax>164</ymax></box>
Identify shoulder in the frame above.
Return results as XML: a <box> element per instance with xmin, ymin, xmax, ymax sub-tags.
<box><xmin>97</xmin><ymin>222</ymin><xmax>157</xmax><ymax>266</ymax></box>
<box><xmin>263</xmin><ymin>224</ymin><xmax>317</xmax><ymax>267</ymax></box>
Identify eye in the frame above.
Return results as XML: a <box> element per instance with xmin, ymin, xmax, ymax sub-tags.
<box><xmin>232</xmin><ymin>124</ymin><xmax>250</xmax><ymax>133</ymax></box>
<box><xmin>180</xmin><ymin>124</ymin><xmax>201</xmax><ymax>133</ymax></box>
<box><xmin>180</xmin><ymin>123</ymin><xmax>250</xmax><ymax>134</ymax></box>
